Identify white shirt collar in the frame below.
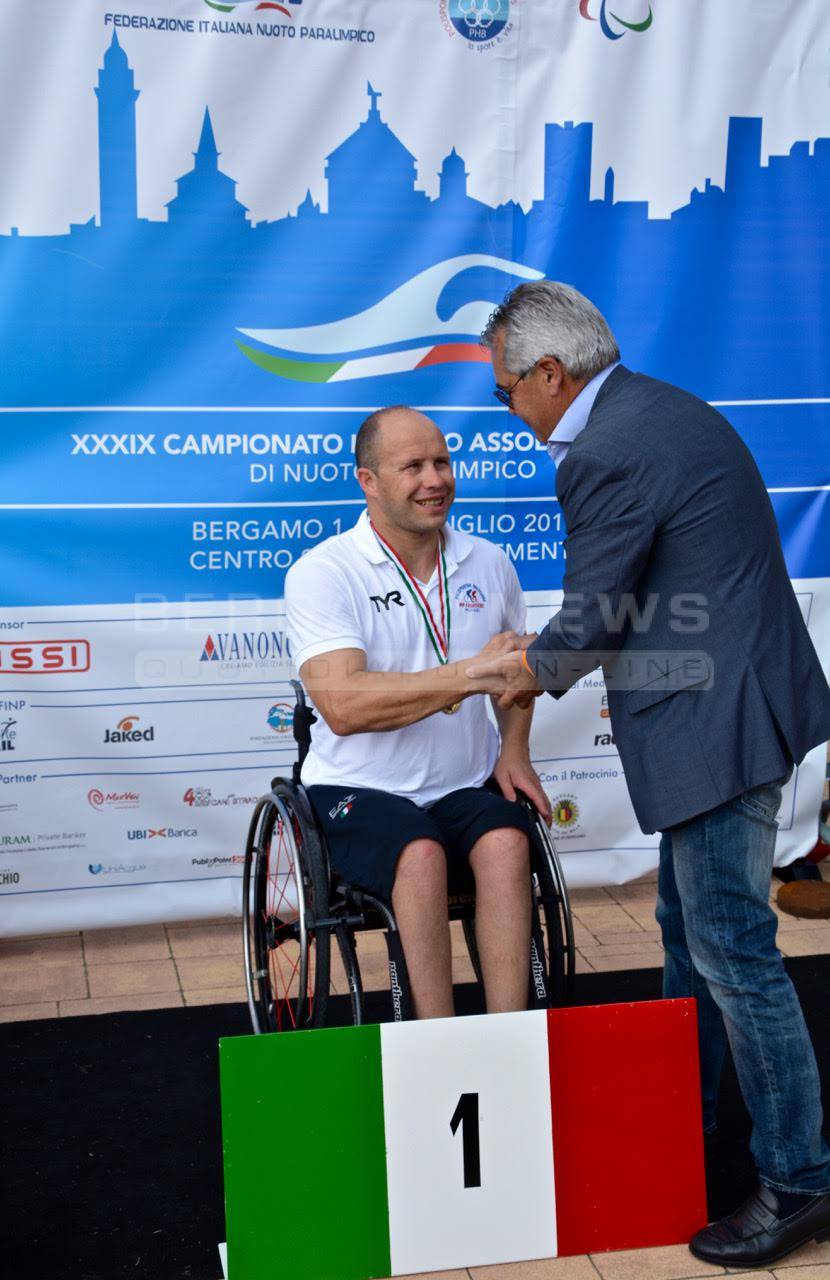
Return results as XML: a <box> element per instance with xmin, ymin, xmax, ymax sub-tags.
<box><xmin>351</xmin><ymin>508</ymin><xmax>474</xmax><ymax>574</ymax></box>
<box><xmin>546</xmin><ymin>361</ymin><xmax>619</xmax><ymax>465</ymax></box>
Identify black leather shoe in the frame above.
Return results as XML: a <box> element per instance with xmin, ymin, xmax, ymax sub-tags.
<box><xmin>690</xmin><ymin>1183</ymin><xmax>830</xmax><ymax>1267</ymax></box>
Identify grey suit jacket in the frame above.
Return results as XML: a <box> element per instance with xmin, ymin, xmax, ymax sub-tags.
<box><xmin>527</xmin><ymin>365</ymin><xmax>830</xmax><ymax>833</ymax></box>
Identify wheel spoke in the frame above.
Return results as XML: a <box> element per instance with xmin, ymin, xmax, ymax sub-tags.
<box><xmin>245</xmin><ymin>785</ymin><xmax>331</xmax><ymax>1033</ymax></box>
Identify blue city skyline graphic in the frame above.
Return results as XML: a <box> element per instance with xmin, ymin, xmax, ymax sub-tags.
<box><xmin>0</xmin><ymin>31</ymin><xmax>828</xmax><ymax>406</ymax></box>
<box><xmin>0</xmin><ymin>30</ymin><xmax>827</xmax><ymax>605</ymax></box>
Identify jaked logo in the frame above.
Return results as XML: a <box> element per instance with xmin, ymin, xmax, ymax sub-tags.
<box><xmin>237</xmin><ymin>254</ymin><xmax>541</xmax><ymax>383</ymax></box>
<box><xmin>104</xmin><ymin>715</ymin><xmax>155</xmax><ymax>744</ymax></box>
<box><xmin>578</xmin><ymin>0</ymin><xmax>654</xmax><ymax>40</ymax></box>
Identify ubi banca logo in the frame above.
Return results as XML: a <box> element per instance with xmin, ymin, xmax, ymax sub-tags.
<box><xmin>127</xmin><ymin>827</ymin><xmax>197</xmax><ymax>841</ymax></box>
<box><xmin>104</xmin><ymin>715</ymin><xmax>155</xmax><ymax>744</ymax></box>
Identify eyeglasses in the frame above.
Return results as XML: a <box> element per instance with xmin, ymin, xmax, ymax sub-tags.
<box><xmin>493</xmin><ymin>355</ymin><xmax>559</xmax><ymax>407</ymax></box>
<box><xmin>493</xmin><ymin>369</ymin><xmax>528</xmax><ymax>408</ymax></box>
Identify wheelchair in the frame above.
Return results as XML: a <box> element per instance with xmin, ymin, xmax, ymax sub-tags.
<box><xmin>242</xmin><ymin>680</ymin><xmax>576</xmax><ymax>1033</ymax></box>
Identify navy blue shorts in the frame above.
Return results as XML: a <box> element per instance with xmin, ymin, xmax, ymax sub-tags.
<box><xmin>306</xmin><ymin>783</ymin><xmax>533</xmax><ymax>901</ymax></box>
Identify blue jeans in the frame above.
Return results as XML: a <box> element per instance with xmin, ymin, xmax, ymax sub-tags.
<box><xmin>657</xmin><ymin>775</ymin><xmax>830</xmax><ymax>1194</ymax></box>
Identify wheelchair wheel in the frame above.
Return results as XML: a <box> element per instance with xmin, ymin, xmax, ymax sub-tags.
<box><xmin>521</xmin><ymin>796</ymin><xmax>576</xmax><ymax>1006</ymax></box>
<box><xmin>243</xmin><ymin>780</ymin><xmax>331</xmax><ymax>1033</ymax></box>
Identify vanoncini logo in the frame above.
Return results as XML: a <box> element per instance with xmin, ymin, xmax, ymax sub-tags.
<box><xmin>579</xmin><ymin>0</ymin><xmax>653</xmax><ymax>40</ymax></box>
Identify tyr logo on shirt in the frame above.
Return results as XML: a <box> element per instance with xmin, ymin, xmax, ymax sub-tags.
<box><xmin>369</xmin><ymin>591</ymin><xmax>405</xmax><ymax>613</ymax></box>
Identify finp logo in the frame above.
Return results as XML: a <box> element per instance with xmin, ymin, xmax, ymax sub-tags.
<box><xmin>203</xmin><ymin>0</ymin><xmax>302</xmax><ymax>16</ymax></box>
<box><xmin>236</xmin><ymin>254</ymin><xmax>542</xmax><ymax>383</ymax></box>
<box><xmin>579</xmin><ymin>0</ymin><xmax>653</xmax><ymax>40</ymax></box>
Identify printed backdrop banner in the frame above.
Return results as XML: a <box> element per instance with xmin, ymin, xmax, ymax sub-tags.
<box><xmin>0</xmin><ymin>0</ymin><xmax>827</xmax><ymax>934</ymax></box>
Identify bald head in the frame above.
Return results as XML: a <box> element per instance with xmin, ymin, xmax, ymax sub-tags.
<box><xmin>355</xmin><ymin>405</ymin><xmax>455</xmax><ymax>539</ymax></box>
<box><xmin>355</xmin><ymin>405</ymin><xmax>443</xmax><ymax>471</ymax></box>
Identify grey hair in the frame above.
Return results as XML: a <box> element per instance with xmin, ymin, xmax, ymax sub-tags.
<box><xmin>481</xmin><ymin>280</ymin><xmax>619</xmax><ymax>382</ymax></box>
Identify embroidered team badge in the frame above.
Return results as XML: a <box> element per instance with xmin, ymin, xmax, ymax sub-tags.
<box><xmin>455</xmin><ymin>582</ymin><xmax>487</xmax><ymax>611</ymax></box>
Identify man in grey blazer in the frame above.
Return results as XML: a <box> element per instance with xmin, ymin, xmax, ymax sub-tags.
<box><xmin>469</xmin><ymin>281</ymin><xmax>830</xmax><ymax>1267</ymax></box>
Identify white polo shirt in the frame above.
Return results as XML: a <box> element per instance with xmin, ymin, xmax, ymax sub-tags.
<box><xmin>284</xmin><ymin>510</ymin><xmax>526</xmax><ymax>805</ymax></box>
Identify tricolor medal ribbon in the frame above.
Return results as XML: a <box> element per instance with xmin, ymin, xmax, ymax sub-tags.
<box><xmin>369</xmin><ymin>522</ymin><xmax>459</xmax><ymax>714</ymax></box>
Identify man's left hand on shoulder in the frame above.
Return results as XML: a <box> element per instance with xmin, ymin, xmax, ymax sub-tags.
<box><xmin>493</xmin><ymin>752</ymin><xmax>552</xmax><ymax>825</ymax></box>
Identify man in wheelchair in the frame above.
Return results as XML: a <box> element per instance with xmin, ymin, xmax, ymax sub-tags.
<box><xmin>284</xmin><ymin>405</ymin><xmax>552</xmax><ymax>1019</ymax></box>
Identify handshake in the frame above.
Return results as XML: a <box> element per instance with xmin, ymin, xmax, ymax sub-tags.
<box><xmin>465</xmin><ymin>630</ymin><xmax>542</xmax><ymax>709</ymax></box>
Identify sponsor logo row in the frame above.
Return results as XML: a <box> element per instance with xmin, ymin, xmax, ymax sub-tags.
<box><xmin>2</xmin><ymin>854</ymin><xmax>247</xmax><ymax>888</ymax></box>
<box><xmin>0</xmin><ymin>701</ymin><xmax>295</xmax><ymax>756</ymax></box>
<box><xmin>0</xmin><ymin>631</ymin><xmax>291</xmax><ymax>674</ymax></box>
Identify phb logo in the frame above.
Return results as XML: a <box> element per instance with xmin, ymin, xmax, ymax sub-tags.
<box><xmin>442</xmin><ymin>0</ymin><xmax>510</xmax><ymax>44</ymax></box>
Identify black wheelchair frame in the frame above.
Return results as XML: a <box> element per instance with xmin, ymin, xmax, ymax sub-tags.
<box><xmin>242</xmin><ymin>681</ymin><xmax>576</xmax><ymax>1033</ymax></box>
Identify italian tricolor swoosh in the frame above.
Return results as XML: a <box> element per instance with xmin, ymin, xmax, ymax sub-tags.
<box><xmin>220</xmin><ymin>1000</ymin><xmax>706</xmax><ymax>1279</ymax></box>
<box><xmin>235</xmin><ymin>339</ymin><xmax>490</xmax><ymax>383</ymax></box>
<box><xmin>235</xmin><ymin>253</ymin><xmax>544</xmax><ymax>383</ymax></box>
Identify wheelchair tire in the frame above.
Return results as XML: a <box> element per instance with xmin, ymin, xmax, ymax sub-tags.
<box><xmin>522</xmin><ymin>798</ymin><xmax>576</xmax><ymax>1006</ymax></box>
<box><xmin>243</xmin><ymin>780</ymin><xmax>331</xmax><ymax>1033</ymax></box>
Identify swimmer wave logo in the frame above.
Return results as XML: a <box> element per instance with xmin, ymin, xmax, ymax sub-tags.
<box><xmin>235</xmin><ymin>254</ymin><xmax>542</xmax><ymax>383</ymax></box>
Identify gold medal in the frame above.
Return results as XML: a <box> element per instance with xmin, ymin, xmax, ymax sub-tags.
<box><xmin>441</xmin><ymin>701</ymin><xmax>462</xmax><ymax>715</ymax></box>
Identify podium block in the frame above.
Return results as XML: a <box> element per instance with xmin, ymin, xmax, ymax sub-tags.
<box><xmin>220</xmin><ymin>999</ymin><xmax>706</xmax><ymax>1279</ymax></box>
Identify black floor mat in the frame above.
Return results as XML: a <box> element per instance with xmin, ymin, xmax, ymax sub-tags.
<box><xmin>3</xmin><ymin>958</ymin><xmax>828</xmax><ymax>1280</ymax></box>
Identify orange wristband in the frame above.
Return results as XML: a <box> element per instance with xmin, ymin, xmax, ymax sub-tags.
<box><xmin>520</xmin><ymin>647</ymin><xmax>535</xmax><ymax>677</ymax></box>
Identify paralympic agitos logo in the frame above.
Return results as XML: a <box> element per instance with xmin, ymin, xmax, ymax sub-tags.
<box><xmin>579</xmin><ymin>0</ymin><xmax>654</xmax><ymax>40</ymax></box>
